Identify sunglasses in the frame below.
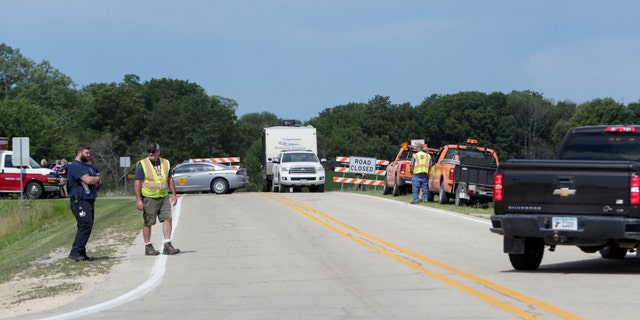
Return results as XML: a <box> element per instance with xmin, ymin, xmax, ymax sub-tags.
<box><xmin>148</xmin><ymin>150</ymin><xmax>159</xmax><ymax>154</ymax></box>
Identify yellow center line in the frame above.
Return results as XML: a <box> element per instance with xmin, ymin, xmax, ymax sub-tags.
<box><xmin>262</xmin><ymin>193</ymin><xmax>583</xmax><ymax>320</ymax></box>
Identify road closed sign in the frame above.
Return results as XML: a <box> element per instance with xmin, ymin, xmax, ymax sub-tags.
<box><xmin>349</xmin><ymin>156</ymin><xmax>376</xmax><ymax>175</ymax></box>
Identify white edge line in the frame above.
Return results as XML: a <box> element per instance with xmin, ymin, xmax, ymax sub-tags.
<box><xmin>41</xmin><ymin>195</ymin><xmax>184</xmax><ymax>320</ymax></box>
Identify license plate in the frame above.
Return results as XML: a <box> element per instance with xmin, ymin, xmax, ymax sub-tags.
<box><xmin>552</xmin><ymin>217</ymin><xmax>578</xmax><ymax>230</ymax></box>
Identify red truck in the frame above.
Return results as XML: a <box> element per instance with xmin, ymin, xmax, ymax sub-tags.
<box><xmin>0</xmin><ymin>148</ymin><xmax>60</xmax><ymax>199</ymax></box>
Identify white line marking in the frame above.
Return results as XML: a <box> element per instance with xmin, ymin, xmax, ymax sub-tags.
<box><xmin>42</xmin><ymin>196</ymin><xmax>183</xmax><ymax>320</ymax></box>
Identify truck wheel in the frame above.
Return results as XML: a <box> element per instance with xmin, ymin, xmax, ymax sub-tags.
<box><xmin>599</xmin><ymin>245</ymin><xmax>628</xmax><ymax>259</ymax></box>
<box><xmin>382</xmin><ymin>179</ymin><xmax>390</xmax><ymax>195</ymax></box>
<box><xmin>211</xmin><ymin>178</ymin><xmax>229</xmax><ymax>194</ymax></box>
<box><xmin>438</xmin><ymin>181</ymin><xmax>449</xmax><ymax>204</ymax></box>
<box><xmin>392</xmin><ymin>176</ymin><xmax>400</xmax><ymax>196</ymax></box>
<box><xmin>25</xmin><ymin>181</ymin><xmax>44</xmax><ymax>199</ymax></box>
<box><xmin>508</xmin><ymin>237</ymin><xmax>544</xmax><ymax>270</ymax></box>
<box><xmin>316</xmin><ymin>184</ymin><xmax>324</xmax><ymax>193</ymax></box>
<box><xmin>454</xmin><ymin>185</ymin><xmax>467</xmax><ymax>206</ymax></box>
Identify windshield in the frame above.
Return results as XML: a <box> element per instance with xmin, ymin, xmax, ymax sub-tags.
<box><xmin>281</xmin><ymin>152</ymin><xmax>319</xmax><ymax>163</ymax></box>
<box><xmin>444</xmin><ymin>149</ymin><xmax>497</xmax><ymax>165</ymax></box>
<box><xmin>5</xmin><ymin>154</ymin><xmax>42</xmax><ymax>168</ymax></box>
<box><xmin>559</xmin><ymin>132</ymin><xmax>640</xmax><ymax>161</ymax></box>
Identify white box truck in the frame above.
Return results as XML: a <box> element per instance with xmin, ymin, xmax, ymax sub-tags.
<box><xmin>261</xmin><ymin>125</ymin><xmax>324</xmax><ymax>192</ymax></box>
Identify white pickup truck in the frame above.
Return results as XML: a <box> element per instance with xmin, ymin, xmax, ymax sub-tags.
<box><xmin>271</xmin><ymin>150</ymin><xmax>325</xmax><ymax>192</ymax></box>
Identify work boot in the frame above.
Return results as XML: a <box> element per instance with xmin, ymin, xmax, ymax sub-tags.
<box><xmin>145</xmin><ymin>244</ymin><xmax>160</xmax><ymax>256</ymax></box>
<box><xmin>163</xmin><ymin>242</ymin><xmax>180</xmax><ymax>255</ymax></box>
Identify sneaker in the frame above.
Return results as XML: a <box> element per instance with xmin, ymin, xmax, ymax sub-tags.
<box><xmin>163</xmin><ymin>242</ymin><xmax>180</xmax><ymax>255</ymax></box>
<box><xmin>145</xmin><ymin>244</ymin><xmax>160</xmax><ymax>256</ymax></box>
<box><xmin>410</xmin><ymin>200</ymin><xmax>419</xmax><ymax>204</ymax></box>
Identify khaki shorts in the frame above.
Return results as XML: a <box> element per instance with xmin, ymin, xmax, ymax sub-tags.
<box><xmin>142</xmin><ymin>197</ymin><xmax>172</xmax><ymax>226</ymax></box>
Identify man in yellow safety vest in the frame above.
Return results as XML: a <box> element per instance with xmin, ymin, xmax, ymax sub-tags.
<box><xmin>134</xmin><ymin>143</ymin><xmax>180</xmax><ymax>256</ymax></box>
<box><xmin>410</xmin><ymin>144</ymin><xmax>431</xmax><ymax>204</ymax></box>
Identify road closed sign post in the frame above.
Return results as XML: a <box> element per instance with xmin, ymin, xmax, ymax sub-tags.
<box><xmin>349</xmin><ymin>156</ymin><xmax>376</xmax><ymax>175</ymax></box>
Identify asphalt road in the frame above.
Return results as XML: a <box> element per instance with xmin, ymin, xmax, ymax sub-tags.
<box><xmin>17</xmin><ymin>192</ymin><xmax>640</xmax><ymax>319</ymax></box>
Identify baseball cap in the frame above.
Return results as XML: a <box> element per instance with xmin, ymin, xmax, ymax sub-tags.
<box><xmin>148</xmin><ymin>143</ymin><xmax>160</xmax><ymax>152</ymax></box>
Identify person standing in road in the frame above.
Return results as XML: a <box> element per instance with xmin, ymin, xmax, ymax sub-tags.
<box><xmin>410</xmin><ymin>144</ymin><xmax>431</xmax><ymax>204</ymax></box>
<box><xmin>134</xmin><ymin>143</ymin><xmax>180</xmax><ymax>256</ymax></box>
<box><xmin>67</xmin><ymin>144</ymin><xmax>101</xmax><ymax>261</ymax></box>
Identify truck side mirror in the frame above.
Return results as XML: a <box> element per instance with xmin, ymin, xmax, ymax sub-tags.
<box><xmin>320</xmin><ymin>158</ymin><xmax>327</xmax><ymax>163</ymax></box>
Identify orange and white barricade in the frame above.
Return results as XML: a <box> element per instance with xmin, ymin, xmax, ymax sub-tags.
<box><xmin>333</xmin><ymin>156</ymin><xmax>389</xmax><ymax>191</ymax></box>
<box><xmin>189</xmin><ymin>157</ymin><xmax>241</xmax><ymax>168</ymax></box>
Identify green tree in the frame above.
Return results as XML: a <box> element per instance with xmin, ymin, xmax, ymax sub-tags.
<box><xmin>0</xmin><ymin>43</ymin><xmax>33</xmax><ymax>100</ymax></box>
<box><xmin>568</xmin><ymin>98</ymin><xmax>631</xmax><ymax>126</ymax></box>
<box><xmin>0</xmin><ymin>99</ymin><xmax>65</xmax><ymax>160</ymax></box>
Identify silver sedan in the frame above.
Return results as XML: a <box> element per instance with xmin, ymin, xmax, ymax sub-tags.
<box><xmin>172</xmin><ymin>162</ymin><xmax>249</xmax><ymax>194</ymax></box>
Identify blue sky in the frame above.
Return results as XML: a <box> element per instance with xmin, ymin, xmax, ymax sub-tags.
<box><xmin>2</xmin><ymin>1</ymin><xmax>639</xmax><ymax>121</ymax></box>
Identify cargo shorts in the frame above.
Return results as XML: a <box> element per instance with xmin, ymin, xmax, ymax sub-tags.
<box><xmin>142</xmin><ymin>196</ymin><xmax>172</xmax><ymax>226</ymax></box>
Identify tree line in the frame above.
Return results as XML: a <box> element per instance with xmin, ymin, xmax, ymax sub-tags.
<box><xmin>2</xmin><ymin>43</ymin><xmax>640</xmax><ymax>192</ymax></box>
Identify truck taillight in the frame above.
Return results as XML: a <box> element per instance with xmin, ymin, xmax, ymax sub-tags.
<box><xmin>606</xmin><ymin>126</ymin><xmax>636</xmax><ymax>133</ymax></box>
<box><xmin>448</xmin><ymin>168</ymin><xmax>455</xmax><ymax>180</ymax></box>
<box><xmin>399</xmin><ymin>164</ymin><xmax>406</xmax><ymax>174</ymax></box>
<box><xmin>631</xmin><ymin>176</ymin><xmax>640</xmax><ymax>205</ymax></box>
<box><xmin>493</xmin><ymin>173</ymin><xmax>503</xmax><ymax>202</ymax></box>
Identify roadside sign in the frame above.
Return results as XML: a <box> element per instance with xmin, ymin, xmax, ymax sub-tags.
<box><xmin>120</xmin><ymin>156</ymin><xmax>131</xmax><ymax>168</ymax></box>
<box><xmin>410</xmin><ymin>139</ymin><xmax>425</xmax><ymax>147</ymax></box>
<box><xmin>12</xmin><ymin>137</ymin><xmax>30</xmax><ymax>166</ymax></box>
<box><xmin>349</xmin><ymin>156</ymin><xmax>376</xmax><ymax>175</ymax></box>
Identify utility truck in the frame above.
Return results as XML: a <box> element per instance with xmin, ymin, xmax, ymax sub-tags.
<box><xmin>261</xmin><ymin>125</ymin><xmax>324</xmax><ymax>192</ymax></box>
<box><xmin>0</xmin><ymin>139</ymin><xmax>60</xmax><ymax>199</ymax></box>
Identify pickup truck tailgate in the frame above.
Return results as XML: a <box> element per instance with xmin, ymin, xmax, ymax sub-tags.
<box><xmin>495</xmin><ymin>159</ymin><xmax>639</xmax><ymax>216</ymax></box>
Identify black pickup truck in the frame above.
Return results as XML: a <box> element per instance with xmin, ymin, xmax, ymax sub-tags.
<box><xmin>490</xmin><ymin>125</ymin><xmax>640</xmax><ymax>270</ymax></box>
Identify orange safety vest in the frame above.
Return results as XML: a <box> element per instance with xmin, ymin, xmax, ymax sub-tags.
<box><xmin>412</xmin><ymin>151</ymin><xmax>430</xmax><ymax>174</ymax></box>
<box><xmin>140</xmin><ymin>157</ymin><xmax>170</xmax><ymax>198</ymax></box>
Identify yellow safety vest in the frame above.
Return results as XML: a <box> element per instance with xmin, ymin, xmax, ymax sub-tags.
<box><xmin>412</xmin><ymin>151</ymin><xmax>430</xmax><ymax>174</ymax></box>
<box><xmin>140</xmin><ymin>157</ymin><xmax>170</xmax><ymax>198</ymax></box>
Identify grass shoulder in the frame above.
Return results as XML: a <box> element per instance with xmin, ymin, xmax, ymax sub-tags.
<box><xmin>0</xmin><ymin>197</ymin><xmax>140</xmax><ymax>306</ymax></box>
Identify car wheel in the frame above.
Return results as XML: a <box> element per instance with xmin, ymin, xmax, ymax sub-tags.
<box><xmin>454</xmin><ymin>184</ymin><xmax>467</xmax><ymax>206</ymax></box>
<box><xmin>25</xmin><ymin>181</ymin><xmax>43</xmax><ymax>199</ymax></box>
<box><xmin>599</xmin><ymin>244</ymin><xmax>628</xmax><ymax>259</ymax></box>
<box><xmin>211</xmin><ymin>178</ymin><xmax>229</xmax><ymax>194</ymax></box>
<box><xmin>392</xmin><ymin>176</ymin><xmax>400</xmax><ymax>196</ymax></box>
<box><xmin>438</xmin><ymin>181</ymin><xmax>449</xmax><ymax>204</ymax></box>
<box><xmin>382</xmin><ymin>179</ymin><xmax>390</xmax><ymax>195</ymax></box>
<box><xmin>508</xmin><ymin>237</ymin><xmax>544</xmax><ymax>270</ymax></box>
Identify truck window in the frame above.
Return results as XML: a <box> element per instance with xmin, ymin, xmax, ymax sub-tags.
<box><xmin>559</xmin><ymin>133</ymin><xmax>640</xmax><ymax>161</ymax></box>
<box><xmin>4</xmin><ymin>155</ymin><xmax>12</xmax><ymax>168</ymax></box>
